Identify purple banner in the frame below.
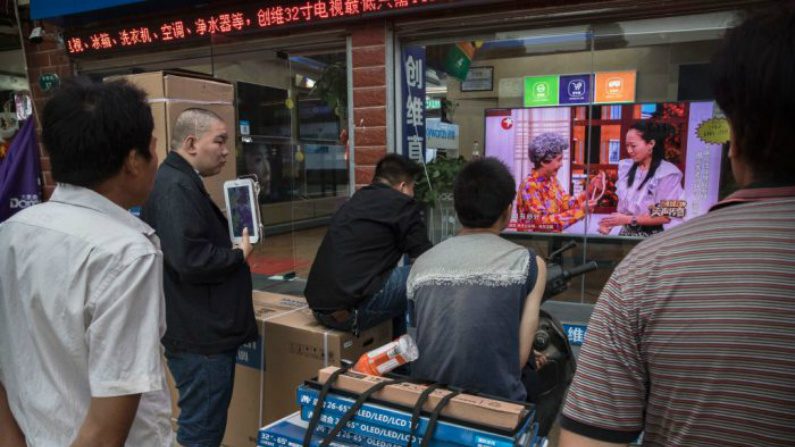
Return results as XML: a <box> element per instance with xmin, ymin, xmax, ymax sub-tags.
<box><xmin>0</xmin><ymin>119</ymin><xmax>42</xmax><ymax>222</ymax></box>
<box><xmin>559</xmin><ymin>74</ymin><xmax>592</xmax><ymax>105</ymax></box>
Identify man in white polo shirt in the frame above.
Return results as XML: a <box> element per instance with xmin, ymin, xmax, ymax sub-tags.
<box><xmin>0</xmin><ymin>78</ymin><xmax>171</xmax><ymax>446</ymax></box>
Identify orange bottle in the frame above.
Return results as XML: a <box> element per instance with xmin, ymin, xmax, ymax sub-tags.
<box><xmin>353</xmin><ymin>334</ymin><xmax>419</xmax><ymax>376</ymax></box>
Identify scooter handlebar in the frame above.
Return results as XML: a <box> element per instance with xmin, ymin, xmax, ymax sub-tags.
<box><xmin>564</xmin><ymin>261</ymin><xmax>598</xmax><ymax>279</ymax></box>
<box><xmin>543</xmin><ymin>260</ymin><xmax>599</xmax><ymax>302</ymax></box>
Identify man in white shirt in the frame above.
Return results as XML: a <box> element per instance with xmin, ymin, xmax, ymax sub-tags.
<box><xmin>0</xmin><ymin>78</ymin><xmax>172</xmax><ymax>447</ymax></box>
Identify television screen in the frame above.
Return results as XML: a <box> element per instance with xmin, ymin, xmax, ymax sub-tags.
<box><xmin>302</xmin><ymin>142</ymin><xmax>348</xmax><ymax>198</ymax></box>
<box><xmin>239</xmin><ymin>139</ymin><xmax>294</xmax><ymax>204</ymax></box>
<box><xmin>237</xmin><ymin>82</ymin><xmax>291</xmax><ymax>138</ymax></box>
<box><xmin>297</xmin><ymin>94</ymin><xmax>341</xmax><ymax>141</ymax></box>
<box><xmin>484</xmin><ymin>101</ymin><xmax>725</xmax><ymax>237</ymax></box>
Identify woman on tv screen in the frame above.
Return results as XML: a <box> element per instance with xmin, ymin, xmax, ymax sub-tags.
<box><xmin>599</xmin><ymin>120</ymin><xmax>685</xmax><ymax>237</ymax></box>
<box><xmin>516</xmin><ymin>132</ymin><xmax>602</xmax><ymax>232</ymax></box>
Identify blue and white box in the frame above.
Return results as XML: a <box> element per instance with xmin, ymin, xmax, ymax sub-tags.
<box><xmin>297</xmin><ymin>386</ymin><xmax>537</xmax><ymax>447</ymax></box>
<box><xmin>258</xmin><ymin>413</ymin><xmax>354</xmax><ymax>447</ymax></box>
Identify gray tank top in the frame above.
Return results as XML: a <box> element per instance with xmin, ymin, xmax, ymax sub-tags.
<box><xmin>406</xmin><ymin>233</ymin><xmax>537</xmax><ymax>401</ymax></box>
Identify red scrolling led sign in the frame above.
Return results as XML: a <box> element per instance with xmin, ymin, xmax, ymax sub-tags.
<box><xmin>65</xmin><ymin>0</ymin><xmax>448</xmax><ymax>56</ymax></box>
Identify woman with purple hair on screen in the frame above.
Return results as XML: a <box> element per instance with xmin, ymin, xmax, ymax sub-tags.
<box><xmin>516</xmin><ymin>132</ymin><xmax>602</xmax><ymax>232</ymax></box>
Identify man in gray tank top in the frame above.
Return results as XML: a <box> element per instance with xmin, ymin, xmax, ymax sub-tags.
<box><xmin>407</xmin><ymin>158</ymin><xmax>547</xmax><ymax>401</ymax></box>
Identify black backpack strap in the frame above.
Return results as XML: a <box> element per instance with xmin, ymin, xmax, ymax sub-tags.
<box><xmin>319</xmin><ymin>377</ymin><xmax>412</xmax><ymax>447</ymax></box>
<box><xmin>303</xmin><ymin>365</ymin><xmax>351</xmax><ymax>447</ymax></box>
<box><xmin>406</xmin><ymin>383</ymin><xmax>445</xmax><ymax>447</ymax></box>
<box><xmin>419</xmin><ymin>388</ymin><xmax>462</xmax><ymax>447</ymax></box>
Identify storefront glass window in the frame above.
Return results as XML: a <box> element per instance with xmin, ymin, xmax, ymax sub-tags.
<box><xmin>399</xmin><ymin>11</ymin><xmax>738</xmax><ymax>304</ymax></box>
<box><xmin>75</xmin><ymin>35</ymin><xmax>350</xmax><ymax>287</ymax></box>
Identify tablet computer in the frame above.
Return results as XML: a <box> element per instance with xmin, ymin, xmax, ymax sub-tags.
<box><xmin>223</xmin><ymin>178</ymin><xmax>261</xmax><ymax>244</ymax></box>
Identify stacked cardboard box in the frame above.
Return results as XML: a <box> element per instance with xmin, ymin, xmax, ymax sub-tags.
<box><xmin>315</xmin><ymin>367</ymin><xmax>527</xmax><ymax>431</ymax></box>
<box><xmin>257</xmin><ymin>367</ymin><xmax>540</xmax><ymax>447</ymax></box>
<box><xmin>222</xmin><ymin>291</ymin><xmax>308</xmax><ymax>447</ymax></box>
<box><xmin>220</xmin><ymin>292</ymin><xmax>392</xmax><ymax>447</ymax></box>
<box><xmin>105</xmin><ymin>71</ymin><xmax>236</xmax><ymax>210</ymax></box>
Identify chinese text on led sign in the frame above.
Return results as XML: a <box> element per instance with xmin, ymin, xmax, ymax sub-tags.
<box><xmin>66</xmin><ymin>0</ymin><xmax>440</xmax><ymax>55</ymax></box>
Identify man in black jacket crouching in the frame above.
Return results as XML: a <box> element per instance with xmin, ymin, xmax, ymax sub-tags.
<box><xmin>305</xmin><ymin>154</ymin><xmax>432</xmax><ymax>336</ymax></box>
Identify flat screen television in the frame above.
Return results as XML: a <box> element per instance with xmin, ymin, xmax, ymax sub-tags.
<box><xmin>239</xmin><ymin>139</ymin><xmax>293</xmax><ymax>204</ymax></box>
<box><xmin>297</xmin><ymin>94</ymin><xmax>341</xmax><ymax>142</ymax></box>
<box><xmin>237</xmin><ymin>82</ymin><xmax>291</xmax><ymax>139</ymax></box>
<box><xmin>484</xmin><ymin>101</ymin><xmax>726</xmax><ymax>237</ymax></box>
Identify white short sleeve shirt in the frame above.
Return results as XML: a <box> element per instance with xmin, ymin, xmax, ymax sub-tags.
<box><xmin>0</xmin><ymin>184</ymin><xmax>172</xmax><ymax>447</ymax></box>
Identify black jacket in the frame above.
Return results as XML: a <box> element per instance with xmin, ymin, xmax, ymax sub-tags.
<box><xmin>142</xmin><ymin>151</ymin><xmax>257</xmax><ymax>354</ymax></box>
<box><xmin>304</xmin><ymin>183</ymin><xmax>432</xmax><ymax>311</ymax></box>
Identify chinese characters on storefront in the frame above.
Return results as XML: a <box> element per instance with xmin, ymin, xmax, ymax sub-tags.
<box><xmin>562</xmin><ymin>324</ymin><xmax>588</xmax><ymax>346</ymax></box>
<box><xmin>402</xmin><ymin>46</ymin><xmax>426</xmax><ymax>162</ymax></box>
<box><xmin>66</xmin><ymin>0</ymin><xmax>448</xmax><ymax>55</ymax></box>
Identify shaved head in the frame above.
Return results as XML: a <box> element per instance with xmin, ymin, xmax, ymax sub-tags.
<box><xmin>171</xmin><ymin>108</ymin><xmax>223</xmax><ymax>151</ymax></box>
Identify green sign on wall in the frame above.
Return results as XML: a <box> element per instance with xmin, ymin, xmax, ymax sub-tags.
<box><xmin>523</xmin><ymin>75</ymin><xmax>559</xmax><ymax>107</ymax></box>
<box><xmin>39</xmin><ymin>73</ymin><xmax>60</xmax><ymax>92</ymax></box>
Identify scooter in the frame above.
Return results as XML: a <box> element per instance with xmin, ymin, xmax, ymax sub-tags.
<box><xmin>531</xmin><ymin>241</ymin><xmax>597</xmax><ymax>438</ymax></box>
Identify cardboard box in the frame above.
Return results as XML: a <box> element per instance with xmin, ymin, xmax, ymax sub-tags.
<box><xmin>105</xmin><ymin>71</ymin><xmax>236</xmax><ymax>210</ymax></box>
<box><xmin>223</xmin><ymin>291</ymin><xmax>308</xmax><ymax>447</ymax></box>
<box><xmin>317</xmin><ymin>367</ymin><xmax>527</xmax><ymax>432</ymax></box>
<box><xmin>220</xmin><ymin>291</ymin><xmax>392</xmax><ymax>447</ymax></box>
<box><xmin>263</xmin><ymin>308</ymin><xmax>392</xmax><ymax>424</ymax></box>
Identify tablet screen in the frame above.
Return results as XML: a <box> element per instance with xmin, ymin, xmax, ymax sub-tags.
<box><xmin>227</xmin><ymin>185</ymin><xmax>255</xmax><ymax>238</ymax></box>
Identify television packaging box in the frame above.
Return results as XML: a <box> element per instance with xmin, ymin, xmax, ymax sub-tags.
<box><xmin>263</xmin><ymin>309</ymin><xmax>393</xmax><ymax>424</ymax></box>
<box><xmin>166</xmin><ymin>291</ymin><xmax>302</xmax><ymax>440</ymax></box>
<box><xmin>315</xmin><ymin>367</ymin><xmax>527</xmax><ymax>432</ymax></box>
<box><xmin>299</xmin><ymin>405</ymin><xmax>458</xmax><ymax>447</ymax></box>
<box><xmin>220</xmin><ymin>292</ymin><xmax>392</xmax><ymax>447</ymax></box>
<box><xmin>297</xmin><ymin>387</ymin><xmax>537</xmax><ymax>447</ymax></box>
<box><xmin>312</xmin><ymin>422</ymin><xmax>404</xmax><ymax>447</ymax></box>
<box><xmin>104</xmin><ymin>71</ymin><xmax>236</xmax><ymax>210</ymax></box>
<box><xmin>223</xmin><ymin>291</ymin><xmax>309</xmax><ymax>447</ymax></box>
<box><xmin>258</xmin><ymin>412</ymin><xmax>357</xmax><ymax>447</ymax></box>
<box><xmin>259</xmin><ymin>412</ymin><xmax>422</xmax><ymax>447</ymax></box>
